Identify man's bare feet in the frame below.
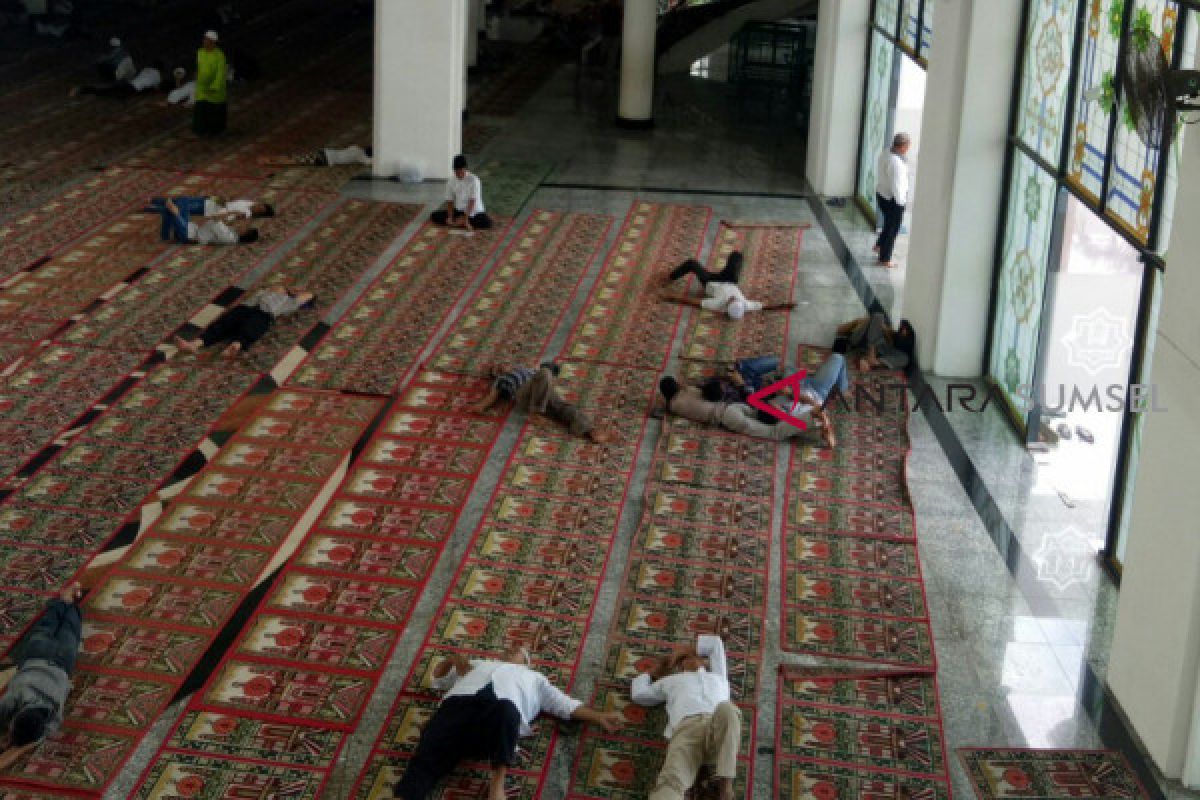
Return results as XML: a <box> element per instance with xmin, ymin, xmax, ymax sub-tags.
<box><xmin>716</xmin><ymin>777</ymin><xmax>736</xmax><ymax>800</ymax></box>
<box><xmin>822</xmin><ymin>426</ymin><xmax>837</xmax><ymax>449</ymax></box>
<box><xmin>174</xmin><ymin>336</ymin><xmax>201</xmax><ymax>354</ymax></box>
<box><xmin>59</xmin><ymin>582</ymin><xmax>82</xmax><ymax>604</ymax></box>
<box><xmin>878</xmin><ymin>260</ymin><xmax>895</xmax><ymax>268</ymax></box>
<box><xmin>221</xmin><ymin>342</ymin><xmax>242</xmax><ymax>359</ymax></box>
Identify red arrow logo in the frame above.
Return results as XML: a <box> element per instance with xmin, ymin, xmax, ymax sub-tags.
<box><xmin>746</xmin><ymin>370</ymin><xmax>809</xmax><ymax>430</ymax></box>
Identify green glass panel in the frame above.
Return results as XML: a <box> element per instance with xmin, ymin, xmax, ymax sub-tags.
<box><xmin>920</xmin><ymin>0</ymin><xmax>935</xmax><ymax>55</ymax></box>
<box><xmin>900</xmin><ymin>0</ymin><xmax>920</xmax><ymax>50</ymax></box>
<box><xmin>989</xmin><ymin>151</ymin><xmax>1058</xmax><ymax>425</ymax></box>
<box><xmin>1066</xmin><ymin>0</ymin><xmax>1122</xmax><ymax>201</ymax></box>
<box><xmin>857</xmin><ymin>30</ymin><xmax>896</xmax><ymax>214</ymax></box>
<box><xmin>875</xmin><ymin>0</ymin><xmax>900</xmax><ymax>34</ymax></box>
<box><xmin>1016</xmin><ymin>0</ymin><xmax>1080</xmax><ymax>164</ymax></box>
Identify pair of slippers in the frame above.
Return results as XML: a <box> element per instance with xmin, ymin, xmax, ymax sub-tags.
<box><xmin>1056</xmin><ymin>423</ymin><xmax>1094</xmax><ymax>444</ymax></box>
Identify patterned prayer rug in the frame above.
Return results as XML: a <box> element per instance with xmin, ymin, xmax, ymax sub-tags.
<box><xmin>680</xmin><ymin>223</ymin><xmax>806</xmax><ymax>364</ymax></box>
<box><xmin>776</xmin><ymin>670</ymin><xmax>951</xmax><ymax>800</ymax></box>
<box><xmin>234</xmin><ymin>199</ymin><xmax>421</xmax><ymax>374</ymax></box>
<box><xmin>351</xmin><ymin>365</ymin><xmax>661</xmax><ymax>800</ymax></box>
<box><xmin>0</xmin><ymin>391</ymin><xmax>381</xmax><ymax>798</ymax></box>
<box><xmin>288</xmin><ymin>222</ymin><xmax>510</xmax><ymax>394</ymax></box>
<box><xmin>781</xmin><ymin>344</ymin><xmax>934</xmax><ymax>667</ymax></box>
<box><xmin>563</xmin><ymin>203</ymin><xmax>711</xmax><ymax>370</ymax></box>
<box><xmin>957</xmin><ymin>748</ymin><xmax>1148</xmax><ymax>799</ymax></box>
<box><xmin>565</xmin><ymin>413</ymin><xmax>774</xmax><ymax>800</ymax></box>
<box><xmin>130</xmin><ymin>374</ymin><xmax>507</xmax><ymax>798</ymax></box>
<box><xmin>427</xmin><ymin>210</ymin><xmax>612</xmax><ymax>375</ymax></box>
<box><xmin>0</xmin><ymin>345</ymin><xmax>144</xmax><ymax>481</ymax></box>
<box><xmin>476</xmin><ymin>160</ymin><xmax>553</xmax><ymax>219</ymax></box>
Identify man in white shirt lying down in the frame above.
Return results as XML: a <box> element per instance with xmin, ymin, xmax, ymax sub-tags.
<box><xmin>394</xmin><ymin>646</ymin><xmax>622</xmax><ymax>800</ymax></box>
<box><xmin>631</xmin><ymin>635</ymin><xmax>741</xmax><ymax>800</ymax></box>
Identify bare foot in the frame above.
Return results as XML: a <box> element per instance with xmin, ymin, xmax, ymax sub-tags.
<box><xmin>716</xmin><ymin>777</ymin><xmax>735</xmax><ymax>800</ymax></box>
<box><xmin>878</xmin><ymin>260</ymin><xmax>896</xmax><ymax>268</ymax></box>
<box><xmin>174</xmin><ymin>336</ymin><xmax>200</xmax><ymax>354</ymax></box>
<box><xmin>587</xmin><ymin>427</ymin><xmax>617</xmax><ymax>444</ymax></box>
<box><xmin>221</xmin><ymin>342</ymin><xmax>242</xmax><ymax>359</ymax></box>
<box><xmin>59</xmin><ymin>582</ymin><xmax>82</xmax><ymax>604</ymax></box>
<box><xmin>823</xmin><ymin>426</ymin><xmax>837</xmax><ymax>449</ymax></box>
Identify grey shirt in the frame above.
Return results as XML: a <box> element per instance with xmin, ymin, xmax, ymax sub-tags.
<box><xmin>250</xmin><ymin>290</ymin><xmax>304</xmax><ymax>317</ymax></box>
<box><xmin>0</xmin><ymin>659</ymin><xmax>70</xmax><ymax>740</ymax></box>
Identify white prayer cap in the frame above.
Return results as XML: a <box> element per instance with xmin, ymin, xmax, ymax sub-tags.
<box><xmin>204</xmin><ymin>30</ymin><xmax>219</xmax><ymax>41</ymax></box>
<box><xmin>109</xmin><ymin>36</ymin><xmax>121</xmax><ymax>47</ymax></box>
<box><xmin>727</xmin><ymin>300</ymin><xmax>746</xmax><ymax>320</ymax></box>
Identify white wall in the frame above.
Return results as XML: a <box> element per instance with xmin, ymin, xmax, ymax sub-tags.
<box><xmin>903</xmin><ymin>0</ymin><xmax>1019</xmax><ymax>376</ymax></box>
<box><xmin>1109</xmin><ymin>121</ymin><xmax>1200</xmax><ymax>783</ymax></box>
<box><xmin>805</xmin><ymin>0</ymin><xmax>869</xmax><ymax>197</ymax></box>
<box><xmin>373</xmin><ymin>0</ymin><xmax>467</xmax><ymax>180</ymax></box>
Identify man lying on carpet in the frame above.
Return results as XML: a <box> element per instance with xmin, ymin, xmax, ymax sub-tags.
<box><xmin>658</xmin><ymin>376</ymin><xmax>834</xmax><ymax>447</ymax></box>
<box><xmin>836</xmin><ymin>312</ymin><xmax>915</xmax><ymax>371</ymax></box>
<box><xmin>258</xmin><ymin>145</ymin><xmax>374</xmax><ymax>168</ymax></box>
<box><xmin>155</xmin><ymin>197</ymin><xmax>262</xmax><ymax>246</ymax></box>
<box><xmin>0</xmin><ymin>583</ymin><xmax>83</xmax><ymax>770</ymax></box>
<box><xmin>146</xmin><ymin>194</ymin><xmax>275</xmax><ymax>221</ymax></box>
<box><xmin>393</xmin><ymin>646</ymin><xmax>622</xmax><ymax>800</ymax></box>
<box><xmin>431</xmin><ymin>154</ymin><xmax>493</xmax><ymax>231</ymax></box>
<box><xmin>657</xmin><ymin>281</ymin><xmax>794</xmax><ymax>321</ymax></box>
<box><xmin>471</xmin><ymin>362</ymin><xmax>617</xmax><ymax>443</ymax></box>
<box><xmin>694</xmin><ymin>355</ymin><xmax>780</xmax><ymax>404</ymax></box>
<box><xmin>174</xmin><ymin>286</ymin><xmax>315</xmax><ymax>359</ymax></box>
<box><xmin>631</xmin><ymin>635</ymin><xmax>741</xmax><ymax>800</ymax></box>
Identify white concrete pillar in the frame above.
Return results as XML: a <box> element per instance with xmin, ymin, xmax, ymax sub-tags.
<box><xmin>617</xmin><ymin>0</ymin><xmax>657</xmax><ymax>127</ymax></box>
<box><xmin>373</xmin><ymin>0</ymin><xmax>468</xmax><ymax>180</ymax></box>
<box><xmin>805</xmin><ymin>0</ymin><xmax>870</xmax><ymax>197</ymax></box>
<box><xmin>1109</xmin><ymin>116</ymin><xmax>1200</xmax><ymax>786</ymax></box>
<box><xmin>902</xmin><ymin>0</ymin><xmax>1020</xmax><ymax>376</ymax></box>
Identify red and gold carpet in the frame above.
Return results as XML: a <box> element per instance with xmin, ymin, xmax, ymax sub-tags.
<box><xmin>958</xmin><ymin>748</ymin><xmax>1147</xmax><ymax>799</ymax></box>
<box><xmin>288</xmin><ymin>221</ymin><xmax>511</xmax><ymax>394</ymax></box>
<box><xmin>427</xmin><ymin>210</ymin><xmax>611</xmax><ymax>376</ymax></box>
<box><xmin>129</xmin><ymin>373</ymin><xmax>508</xmax><ymax>800</ymax></box>
<box><xmin>563</xmin><ymin>202</ymin><xmax>711</xmax><ymax>369</ymax></box>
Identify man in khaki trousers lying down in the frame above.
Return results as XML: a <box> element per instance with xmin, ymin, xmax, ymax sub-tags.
<box><xmin>631</xmin><ymin>635</ymin><xmax>741</xmax><ymax>800</ymax></box>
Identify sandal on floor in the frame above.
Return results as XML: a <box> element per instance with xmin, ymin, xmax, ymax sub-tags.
<box><xmin>1076</xmin><ymin>425</ymin><xmax>1094</xmax><ymax>444</ymax></box>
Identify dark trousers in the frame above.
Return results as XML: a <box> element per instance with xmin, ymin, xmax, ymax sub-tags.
<box><xmin>193</xmin><ymin>100</ymin><xmax>227</xmax><ymax>136</ymax></box>
<box><xmin>394</xmin><ymin>685</ymin><xmax>521</xmax><ymax>800</ymax></box>
<box><xmin>201</xmin><ymin>306</ymin><xmax>273</xmax><ymax>350</ymax></box>
<box><xmin>14</xmin><ymin>600</ymin><xmax>82</xmax><ymax>675</ymax></box>
<box><xmin>668</xmin><ymin>255</ymin><xmax>741</xmax><ymax>286</ymax></box>
<box><xmin>875</xmin><ymin>193</ymin><xmax>905</xmax><ymax>263</ymax></box>
<box><xmin>80</xmin><ymin>81</ymin><xmax>138</xmax><ymax>97</ymax></box>
<box><xmin>430</xmin><ymin>209</ymin><xmax>493</xmax><ymax>230</ymax></box>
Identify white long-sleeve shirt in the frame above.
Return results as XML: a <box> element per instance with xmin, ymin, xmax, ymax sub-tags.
<box><xmin>700</xmin><ymin>283</ymin><xmax>763</xmax><ymax>315</ymax></box>
<box><xmin>875</xmin><ymin>150</ymin><xmax>910</xmax><ymax>205</ymax></box>
<box><xmin>630</xmin><ymin>635</ymin><xmax>731</xmax><ymax>738</ymax></box>
<box><xmin>433</xmin><ymin>660</ymin><xmax>581</xmax><ymax>736</ymax></box>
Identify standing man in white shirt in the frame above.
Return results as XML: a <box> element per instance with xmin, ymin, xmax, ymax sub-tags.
<box><xmin>431</xmin><ymin>154</ymin><xmax>493</xmax><ymax>231</ymax></box>
<box><xmin>394</xmin><ymin>646</ymin><xmax>621</xmax><ymax>800</ymax></box>
<box><xmin>875</xmin><ymin>131</ymin><xmax>912</xmax><ymax>268</ymax></box>
<box><xmin>631</xmin><ymin>635</ymin><xmax>741</xmax><ymax>800</ymax></box>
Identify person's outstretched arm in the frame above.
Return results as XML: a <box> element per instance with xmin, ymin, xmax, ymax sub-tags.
<box><xmin>536</xmin><ymin>678</ymin><xmax>623</xmax><ymax>731</ymax></box>
<box><xmin>570</xmin><ymin>705</ymin><xmax>623</xmax><ymax>732</ymax></box>
<box><xmin>658</xmin><ymin>291</ymin><xmax>702</xmax><ymax>308</ymax></box>
<box><xmin>762</xmin><ymin>301</ymin><xmax>796</xmax><ymax>311</ymax></box>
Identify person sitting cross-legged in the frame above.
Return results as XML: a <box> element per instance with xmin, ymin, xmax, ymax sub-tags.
<box><xmin>631</xmin><ymin>635</ymin><xmax>742</xmax><ymax>800</ymax></box>
<box><xmin>174</xmin><ymin>287</ymin><xmax>314</xmax><ymax>358</ymax></box>
<box><xmin>431</xmin><ymin>154</ymin><xmax>492</xmax><ymax>231</ymax></box>
<box><xmin>0</xmin><ymin>583</ymin><xmax>84</xmax><ymax>771</ymax></box>
<box><xmin>393</xmin><ymin>646</ymin><xmax>622</xmax><ymax>800</ymax></box>
<box><xmin>472</xmin><ymin>362</ymin><xmax>616</xmax><ymax>443</ymax></box>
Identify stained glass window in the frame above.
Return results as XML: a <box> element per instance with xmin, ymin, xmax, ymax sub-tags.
<box><xmin>1016</xmin><ymin>0</ymin><xmax>1080</xmax><ymax>164</ymax></box>
<box><xmin>857</xmin><ymin>31</ymin><xmax>896</xmax><ymax>215</ymax></box>
<box><xmin>1067</xmin><ymin>0</ymin><xmax>1123</xmax><ymax>202</ymax></box>
<box><xmin>875</xmin><ymin>0</ymin><xmax>900</xmax><ymax>34</ymax></box>
<box><xmin>920</xmin><ymin>0</ymin><xmax>935</xmax><ymax>56</ymax></box>
<box><xmin>1106</xmin><ymin>0</ymin><xmax>1180</xmax><ymax>241</ymax></box>
<box><xmin>989</xmin><ymin>151</ymin><xmax>1058</xmax><ymax>424</ymax></box>
<box><xmin>1151</xmin><ymin>7</ymin><xmax>1195</xmax><ymax>251</ymax></box>
<box><xmin>900</xmin><ymin>0</ymin><xmax>920</xmax><ymax>50</ymax></box>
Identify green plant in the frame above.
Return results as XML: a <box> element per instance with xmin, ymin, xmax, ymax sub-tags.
<box><xmin>1131</xmin><ymin>7</ymin><xmax>1154</xmax><ymax>52</ymax></box>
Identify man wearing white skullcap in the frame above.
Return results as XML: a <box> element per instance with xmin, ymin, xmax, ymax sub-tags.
<box><xmin>193</xmin><ymin>30</ymin><xmax>227</xmax><ymax>135</ymax></box>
